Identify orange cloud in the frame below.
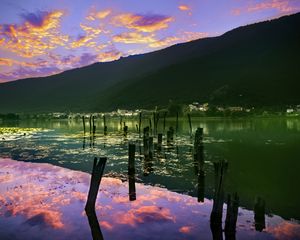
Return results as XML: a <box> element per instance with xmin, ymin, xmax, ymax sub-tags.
<box><xmin>113</xmin><ymin>13</ymin><xmax>174</xmax><ymax>32</ymax></box>
<box><xmin>96</xmin><ymin>49</ymin><xmax>122</xmax><ymax>62</ymax></box>
<box><xmin>247</xmin><ymin>0</ymin><xmax>296</xmax><ymax>13</ymax></box>
<box><xmin>0</xmin><ymin>10</ymin><xmax>68</xmax><ymax>58</ymax></box>
<box><xmin>268</xmin><ymin>221</ymin><xmax>300</xmax><ymax>239</ymax></box>
<box><xmin>115</xmin><ymin>206</ymin><xmax>175</xmax><ymax>226</ymax></box>
<box><xmin>232</xmin><ymin>0</ymin><xmax>300</xmax><ymax>16</ymax></box>
<box><xmin>113</xmin><ymin>32</ymin><xmax>156</xmax><ymax>44</ymax></box>
<box><xmin>149</xmin><ymin>31</ymin><xmax>208</xmax><ymax>48</ymax></box>
<box><xmin>149</xmin><ymin>36</ymin><xmax>179</xmax><ymax>48</ymax></box>
<box><xmin>179</xmin><ymin>226</ymin><xmax>193</xmax><ymax>233</ymax></box>
<box><xmin>86</xmin><ymin>9</ymin><xmax>112</xmax><ymax>21</ymax></box>
<box><xmin>68</xmin><ymin>24</ymin><xmax>103</xmax><ymax>49</ymax></box>
<box><xmin>179</xmin><ymin>5</ymin><xmax>191</xmax><ymax>11</ymax></box>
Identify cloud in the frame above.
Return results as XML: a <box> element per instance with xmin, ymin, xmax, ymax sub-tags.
<box><xmin>149</xmin><ymin>36</ymin><xmax>179</xmax><ymax>48</ymax></box>
<box><xmin>113</xmin><ymin>13</ymin><xmax>174</xmax><ymax>32</ymax></box>
<box><xmin>247</xmin><ymin>0</ymin><xmax>297</xmax><ymax>13</ymax></box>
<box><xmin>69</xmin><ymin>35</ymin><xmax>96</xmax><ymax>48</ymax></box>
<box><xmin>113</xmin><ymin>32</ymin><xmax>156</xmax><ymax>44</ymax></box>
<box><xmin>178</xmin><ymin>5</ymin><xmax>191</xmax><ymax>11</ymax></box>
<box><xmin>0</xmin><ymin>10</ymin><xmax>68</xmax><ymax>58</ymax></box>
<box><xmin>68</xmin><ymin>23</ymin><xmax>103</xmax><ymax>49</ymax></box>
<box><xmin>115</xmin><ymin>206</ymin><xmax>175</xmax><ymax>227</ymax></box>
<box><xmin>232</xmin><ymin>0</ymin><xmax>300</xmax><ymax>16</ymax></box>
<box><xmin>86</xmin><ymin>9</ymin><xmax>112</xmax><ymax>21</ymax></box>
<box><xmin>149</xmin><ymin>31</ymin><xmax>208</xmax><ymax>48</ymax></box>
<box><xmin>96</xmin><ymin>49</ymin><xmax>122</xmax><ymax>62</ymax></box>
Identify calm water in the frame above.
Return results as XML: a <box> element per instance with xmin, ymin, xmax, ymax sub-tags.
<box><xmin>0</xmin><ymin>117</ymin><xmax>300</xmax><ymax>239</ymax></box>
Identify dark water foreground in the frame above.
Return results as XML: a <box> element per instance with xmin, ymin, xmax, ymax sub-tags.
<box><xmin>0</xmin><ymin>117</ymin><xmax>300</xmax><ymax>239</ymax></box>
<box><xmin>0</xmin><ymin>158</ymin><xmax>299</xmax><ymax>240</ymax></box>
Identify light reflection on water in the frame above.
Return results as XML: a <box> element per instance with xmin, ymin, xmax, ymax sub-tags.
<box><xmin>0</xmin><ymin>117</ymin><xmax>300</xmax><ymax>223</ymax></box>
<box><xmin>0</xmin><ymin>158</ymin><xmax>299</xmax><ymax>240</ymax></box>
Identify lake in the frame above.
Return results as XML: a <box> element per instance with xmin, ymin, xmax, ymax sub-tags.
<box><xmin>0</xmin><ymin>116</ymin><xmax>300</xmax><ymax>239</ymax></box>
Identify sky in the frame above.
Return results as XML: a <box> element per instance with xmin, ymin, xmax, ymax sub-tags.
<box><xmin>0</xmin><ymin>0</ymin><xmax>299</xmax><ymax>83</ymax></box>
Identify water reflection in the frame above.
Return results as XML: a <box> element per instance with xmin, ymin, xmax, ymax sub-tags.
<box><xmin>1</xmin><ymin>117</ymin><xmax>300</xmax><ymax>223</ymax></box>
<box><xmin>1</xmin><ymin>158</ymin><xmax>300</xmax><ymax>240</ymax></box>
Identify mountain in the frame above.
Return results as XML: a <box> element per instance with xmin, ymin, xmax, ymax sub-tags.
<box><xmin>1</xmin><ymin>13</ymin><xmax>300</xmax><ymax>113</ymax></box>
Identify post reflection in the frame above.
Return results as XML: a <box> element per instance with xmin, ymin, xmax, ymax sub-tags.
<box><xmin>86</xmin><ymin>209</ymin><xmax>104</xmax><ymax>240</ymax></box>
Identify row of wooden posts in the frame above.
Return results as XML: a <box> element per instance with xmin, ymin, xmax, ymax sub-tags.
<box><xmin>81</xmin><ymin>112</ymin><xmax>193</xmax><ymax>138</ymax></box>
<box><xmin>84</xmin><ymin>123</ymin><xmax>266</xmax><ymax>240</ymax></box>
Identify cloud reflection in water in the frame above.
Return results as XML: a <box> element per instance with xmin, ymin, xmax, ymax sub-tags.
<box><xmin>0</xmin><ymin>158</ymin><xmax>299</xmax><ymax>240</ymax></box>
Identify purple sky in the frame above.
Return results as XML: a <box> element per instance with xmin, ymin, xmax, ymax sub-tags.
<box><xmin>0</xmin><ymin>0</ymin><xmax>299</xmax><ymax>82</ymax></box>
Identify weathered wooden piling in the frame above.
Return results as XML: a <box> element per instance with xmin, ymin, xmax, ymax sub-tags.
<box><xmin>254</xmin><ymin>197</ymin><xmax>266</xmax><ymax>232</ymax></box>
<box><xmin>210</xmin><ymin>160</ymin><xmax>228</xmax><ymax>226</ymax></box>
<box><xmin>82</xmin><ymin>116</ymin><xmax>86</xmax><ymax>134</ymax></box>
<box><xmin>92</xmin><ymin>116</ymin><xmax>96</xmax><ymax>135</ymax></box>
<box><xmin>153</xmin><ymin>112</ymin><xmax>156</xmax><ymax>135</ymax></box>
<box><xmin>225</xmin><ymin>193</ymin><xmax>239</xmax><ymax>240</ymax></box>
<box><xmin>123</xmin><ymin>125</ymin><xmax>128</xmax><ymax>137</ymax></box>
<box><xmin>149</xmin><ymin>136</ymin><xmax>153</xmax><ymax>159</ymax></box>
<box><xmin>155</xmin><ymin>112</ymin><xmax>159</xmax><ymax>136</ymax></box>
<box><xmin>83</xmin><ymin>136</ymin><xmax>86</xmax><ymax>149</ymax></box>
<box><xmin>85</xmin><ymin>157</ymin><xmax>107</xmax><ymax>212</ymax></box>
<box><xmin>103</xmin><ymin>115</ymin><xmax>107</xmax><ymax>135</ymax></box>
<box><xmin>128</xmin><ymin>143</ymin><xmax>136</xmax><ymax>201</ymax></box>
<box><xmin>128</xmin><ymin>144</ymin><xmax>135</xmax><ymax>175</ymax></box>
<box><xmin>85</xmin><ymin>208</ymin><xmax>104</xmax><ymax>240</ymax></box>
<box><xmin>143</xmin><ymin>127</ymin><xmax>150</xmax><ymax>156</ymax></box>
<box><xmin>149</xmin><ymin>118</ymin><xmax>152</xmax><ymax>135</ymax></box>
<box><xmin>194</xmin><ymin>127</ymin><xmax>204</xmax><ymax>171</ymax></box>
<box><xmin>176</xmin><ymin>112</ymin><xmax>179</xmax><ymax>134</ymax></box>
<box><xmin>188</xmin><ymin>113</ymin><xmax>192</xmax><ymax>135</ymax></box>
<box><xmin>167</xmin><ymin>126</ymin><xmax>174</xmax><ymax>144</ymax></box>
<box><xmin>157</xmin><ymin>133</ymin><xmax>163</xmax><ymax>150</ymax></box>
<box><xmin>198</xmin><ymin>170</ymin><xmax>205</xmax><ymax>202</ymax></box>
<box><xmin>89</xmin><ymin>115</ymin><xmax>92</xmax><ymax>134</ymax></box>
<box><xmin>163</xmin><ymin>112</ymin><xmax>167</xmax><ymax>133</ymax></box>
<box><xmin>128</xmin><ymin>174</ymin><xmax>136</xmax><ymax>201</ymax></box>
<box><xmin>120</xmin><ymin>116</ymin><xmax>123</xmax><ymax>129</ymax></box>
<box><xmin>138</xmin><ymin>112</ymin><xmax>142</xmax><ymax>138</ymax></box>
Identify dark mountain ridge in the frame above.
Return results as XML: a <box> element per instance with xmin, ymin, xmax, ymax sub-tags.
<box><xmin>0</xmin><ymin>13</ymin><xmax>300</xmax><ymax>113</ymax></box>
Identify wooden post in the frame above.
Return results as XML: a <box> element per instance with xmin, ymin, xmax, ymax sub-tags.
<box><xmin>163</xmin><ymin>112</ymin><xmax>167</xmax><ymax>133</ymax></box>
<box><xmin>198</xmin><ymin>170</ymin><xmax>205</xmax><ymax>202</ymax></box>
<box><xmin>139</xmin><ymin>112</ymin><xmax>142</xmax><ymax>138</ymax></box>
<box><xmin>210</xmin><ymin>160</ymin><xmax>227</xmax><ymax>240</ymax></box>
<box><xmin>143</xmin><ymin>127</ymin><xmax>150</xmax><ymax>157</ymax></box>
<box><xmin>194</xmin><ymin>127</ymin><xmax>204</xmax><ymax>171</ymax></box>
<box><xmin>103</xmin><ymin>115</ymin><xmax>107</xmax><ymax>135</ymax></box>
<box><xmin>254</xmin><ymin>197</ymin><xmax>266</xmax><ymax>232</ymax></box>
<box><xmin>149</xmin><ymin>137</ymin><xmax>153</xmax><ymax>159</ymax></box>
<box><xmin>167</xmin><ymin>126</ymin><xmax>174</xmax><ymax>144</ymax></box>
<box><xmin>86</xmin><ymin>209</ymin><xmax>104</xmax><ymax>240</ymax></box>
<box><xmin>120</xmin><ymin>116</ymin><xmax>123</xmax><ymax>129</ymax></box>
<box><xmin>128</xmin><ymin>143</ymin><xmax>136</xmax><ymax>201</ymax></box>
<box><xmin>153</xmin><ymin>112</ymin><xmax>156</xmax><ymax>136</ymax></box>
<box><xmin>157</xmin><ymin>133</ymin><xmax>163</xmax><ymax>151</ymax></box>
<box><xmin>188</xmin><ymin>113</ymin><xmax>192</xmax><ymax>135</ymax></box>
<box><xmin>225</xmin><ymin>193</ymin><xmax>239</xmax><ymax>239</ymax></box>
<box><xmin>176</xmin><ymin>112</ymin><xmax>179</xmax><ymax>134</ymax></box>
<box><xmin>210</xmin><ymin>160</ymin><xmax>228</xmax><ymax>225</ymax></box>
<box><xmin>82</xmin><ymin>116</ymin><xmax>86</xmax><ymax>134</ymax></box>
<box><xmin>149</xmin><ymin>118</ymin><xmax>152</xmax><ymax>136</ymax></box>
<box><xmin>85</xmin><ymin>157</ymin><xmax>107</xmax><ymax>212</ymax></box>
<box><xmin>128</xmin><ymin>144</ymin><xmax>135</xmax><ymax>175</ymax></box>
<box><xmin>123</xmin><ymin>125</ymin><xmax>128</xmax><ymax>137</ymax></box>
<box><xmin>92</xmin><ymin>116</ymin><xmax>96</xmax><ymax>135</ymax></box>
<box><xmin>89</xmin><ymin>115</ymin><xmax>92</xmax><ymax>134</ymax></box>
